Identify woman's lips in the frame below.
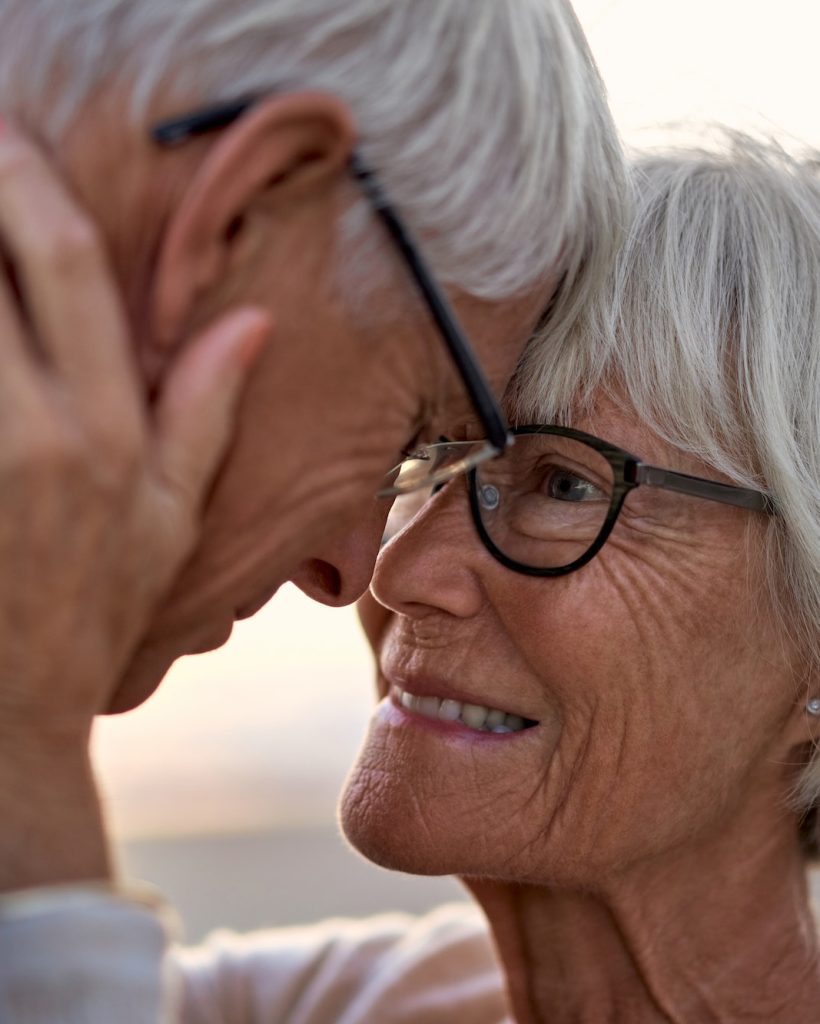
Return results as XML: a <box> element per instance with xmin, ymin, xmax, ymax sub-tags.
<box><xmin>387</xmin><ymin>682</ymin><xmax>539</xmax><ymax>735</ymax></box>
<box><xmin>379</xmin><ymin>665</ymin><xmax>539</xmax><ymax>723</ymax></box>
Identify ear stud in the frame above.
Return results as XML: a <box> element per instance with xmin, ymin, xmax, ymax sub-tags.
<box><xmin>807</xmin><ymin>698</ymin><xmax>820</xmax><ymax>717</ymax></box>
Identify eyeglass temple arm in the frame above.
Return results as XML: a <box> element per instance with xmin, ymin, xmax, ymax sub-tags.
<box><xmin>151</xmin><ymin>96</ymin><xmax>258</xmax><ymax>145</ymax></box>
<box><xmin>347</xmin><ymin>154</ymin><xmax>510</xmax><ymax>454</ymax></box>
<box><xmin>152</xmin><ymin>99</ymin><xmax>512</xmax><ymax>456</ymax></box>
<box><xmin>630</xmin><ymin>463</ymin><xmax>777</xmax><ymax>514</ymax></box>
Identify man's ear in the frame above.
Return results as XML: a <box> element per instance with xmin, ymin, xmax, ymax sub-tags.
<box><xmin>151</xmin><ymin>91</ymin><xmax>356</xmax><ymax>349</ymax></box>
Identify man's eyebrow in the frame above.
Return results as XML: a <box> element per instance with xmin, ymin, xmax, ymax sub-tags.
<box><xmin>442</xmin><ymin>419</ymin><xmax>485</xmax><ymax>443</ymax></box>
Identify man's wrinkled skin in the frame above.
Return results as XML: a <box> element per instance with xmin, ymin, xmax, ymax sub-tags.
<box><xmin>0</xmin><ymin>92</ymin><xmax>551</xmax><ymax>890</ymax></box>
<box><xmin>62</xmin><ymin>90</ymin><xmax>552</xmax><ymax>714</ymax></box>
<box><xmin>346</xmin><ymin>394</ymin><xmax>820</xmax><ymax>1023</ymax></box>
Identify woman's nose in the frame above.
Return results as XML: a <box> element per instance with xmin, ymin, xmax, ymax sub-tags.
<box><xmin>370</xmin><ymin>478</ymin><xmax>485</xmax><ymax>620</ymax></box>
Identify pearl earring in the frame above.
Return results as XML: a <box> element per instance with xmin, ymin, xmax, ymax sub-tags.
<box><xmin>807</xmin><ymin>698</ymin><xmax>820</xmax><ymax>717</ymax></box>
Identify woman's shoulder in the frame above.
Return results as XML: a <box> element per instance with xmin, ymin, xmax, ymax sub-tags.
<box><xmin>173</xmin><ymin>902</ymin><xmax>509</xmax><ymax>1024</ymax></box>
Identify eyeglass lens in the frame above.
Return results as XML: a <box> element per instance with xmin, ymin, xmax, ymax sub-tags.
<box><xmin>381</xmin><ymin>441</ymin><xmax>490</xmax><ymax>544</ymax></box>
<box><xmin>473</xmin><ymin>434</ymin><xmax>616</xmax><ymax>571</ymax></box>
<box><xmin>382</xmin><ymin>485</ymin><xmax>436</xmax><ymax>546</ymax></box>
<box><xmin>379</xmin><ymin>439</ymin><xmax>496</xmax><ymax>497</ymax></box>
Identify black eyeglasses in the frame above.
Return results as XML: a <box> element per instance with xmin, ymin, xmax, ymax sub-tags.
<box><xmin>150</xmin><ymin>95</ymin><xmax>512</xmax><ymax>497</ymax></box>
<box><xmin>383</xmin><ymin>425</ymin><xmax>777</xmax><ymax>576</ymax></box>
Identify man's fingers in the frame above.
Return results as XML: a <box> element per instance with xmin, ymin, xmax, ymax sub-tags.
<box><xmin>0</xmin><ymin>125</ymin><xmax>142</xmax><ymax>431</ymax></box>
<box><xmin>154</xmin><ymin>308</ymin><xmax>271</xmax><ymax>514</ymax></box>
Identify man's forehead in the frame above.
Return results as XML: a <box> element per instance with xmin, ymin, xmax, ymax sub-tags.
<box><xmin>458</xmin><ymin>277</ymin><xmax>559</xmax><ymax>357</ymax></box>
<box><xmin>406</xmin><ymin>275</ymin><xmax>557</xmax><ymax>443</ymax></box>
<box><xmin>431</xmin><ymin>379</ymin><xmax>491</xmax><ymax>442</ymax></box>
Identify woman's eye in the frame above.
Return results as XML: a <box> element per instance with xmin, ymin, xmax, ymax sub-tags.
<box><xmin>545</xmin><ymin>468</ymin><xmax>603</xmax><ymax>502</ymax></box>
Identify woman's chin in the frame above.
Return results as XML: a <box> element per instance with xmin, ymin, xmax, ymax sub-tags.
<box><xmin>338</xmin><ymin>697</ymin><xmax>558</xmax><ymax>880</ymax></box>
<box><xmin>339</xmin><ymin>761</ymin><xmax>513</xmax><ymax>880</ymax></box>
<box><xmin>339</xmin><ymin>781</ymin><xmax>454</xmax><ymax>877</ymax></box>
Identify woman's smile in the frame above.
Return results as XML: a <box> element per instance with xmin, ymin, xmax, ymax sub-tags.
<box><xmin>386</xmin><ymin>683</ymin><xmax>540</xmax><ymax>736</ymax></box>
<box><xmin>377</xmin><ymin>628</ymin><xmax>544</xmax><ymax>741</ymax></box>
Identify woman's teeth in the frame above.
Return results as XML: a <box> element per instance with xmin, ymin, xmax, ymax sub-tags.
<box><xmin>393</xmin><ymin>686</ymin><xmax>536</xmax><ymax>734</ymax></box>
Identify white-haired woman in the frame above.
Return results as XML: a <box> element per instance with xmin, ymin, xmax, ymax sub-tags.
<box><xmin>346</xmin><ymin>134</ymin><xmax>820</xmax><ymax>1022</ymax></box>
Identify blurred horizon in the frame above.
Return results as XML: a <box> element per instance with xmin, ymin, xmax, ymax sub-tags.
<box><xmin>94</xmin><ymin>586</ymin><xmax>373</xmax><ymax>841</ymax></box>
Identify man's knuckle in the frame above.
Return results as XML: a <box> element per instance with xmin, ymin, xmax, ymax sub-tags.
<box><xmin>17</xmin><ymin>429</ymin><xmax>142</xmax><ymax>503</ymax></box>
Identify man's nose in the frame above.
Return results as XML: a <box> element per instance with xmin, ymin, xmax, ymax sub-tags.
<box><xmin>290</xmin><ymin>501</ymin><xmax>389</xmax><ymax>608</ymax></box>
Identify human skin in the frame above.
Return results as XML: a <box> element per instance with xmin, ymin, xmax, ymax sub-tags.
<box><xmin>0</xmin><ymin>91</ymin><xmax>550</xmax><ymax>891</ymax></box>
<box><xmin>61</xmin><ymin>89</ymin><xmax>553</xmax><ymax>714</ymax></box>
<box><xmin>0</xmin><ymin>125</ymin><xmax>272</xmax><ymax>891</ymax></box>
<box><xmin>345</xmin><ymin>394</ymin><xmax>820</xmax><ymax>1022</ymax></box>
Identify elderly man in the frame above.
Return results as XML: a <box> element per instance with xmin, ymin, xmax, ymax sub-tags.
<box><xmin>0</xmin><ymin>0</ymin><xmax>625</xmax><ymax>1020</ymax></box>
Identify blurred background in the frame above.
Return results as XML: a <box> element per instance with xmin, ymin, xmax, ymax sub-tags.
<box><xmin>93</xmin><ymin>0</ymin><xmax>820</xmax><ymax>943</ymax></box>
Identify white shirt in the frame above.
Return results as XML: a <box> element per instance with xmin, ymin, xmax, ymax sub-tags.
<box><xmin>0</xmin><ymin>889</ymin><xmax>509</xmax><ymax>1023</ymax></box>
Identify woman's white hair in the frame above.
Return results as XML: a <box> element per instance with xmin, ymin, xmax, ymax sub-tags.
<box><xmin>514</xmin><ymin>131</ymin><xmax>820</xmax><ymax>851</ymax></box>
<box><xmin>0</xmin><ymin>0</ymin><xmax>626</xmax><ymax>305</ymax></box>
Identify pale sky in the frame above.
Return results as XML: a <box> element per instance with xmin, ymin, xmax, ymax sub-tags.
<box><xmin>578</xmin><ymin>0</ymin><xmax>820</xmax><ymax>149</ymax></box>
<box><xmin>93</xmin><ymin>0</ymin><xmax>820</xmax><ymax>841</ymax></box>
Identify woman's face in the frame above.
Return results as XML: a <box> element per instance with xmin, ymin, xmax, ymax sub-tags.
<box><xmin>341</xmin><ymin>395</ymin><xmax>804</xmax><ymax>886</ymax></box>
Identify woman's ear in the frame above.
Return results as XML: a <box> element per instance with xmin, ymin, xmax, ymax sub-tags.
<box><xmin>799</xmin><ymin>692</ymin><xmax>820</xmax><ymax>747</ymax></box>
<box><xmin>150</xmin><ymin>91</ymin><xmax>357</xmax><ymax>350</ymax></box>
<box><xmin>780</xmin><ymin>677</ymin><xmax>820</xmax><ymax>764</ymax></box>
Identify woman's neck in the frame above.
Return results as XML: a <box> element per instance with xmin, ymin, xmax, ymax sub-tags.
<box><xmin>466</xmin><ymin>818</ymin><xmax>820</xmax><ymax>1023</ymax></box>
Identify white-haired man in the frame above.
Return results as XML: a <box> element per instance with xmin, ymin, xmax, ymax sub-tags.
<box><xmin>0</xmin><ymin>0</ymin><xmax>625</xmax><ymax>1020</ymax></box>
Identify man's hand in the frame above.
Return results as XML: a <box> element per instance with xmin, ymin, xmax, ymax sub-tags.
<box><xmin>0</xmin><ymin>124</ymin><xmax>270</xmax><ymax>891</ymax></box>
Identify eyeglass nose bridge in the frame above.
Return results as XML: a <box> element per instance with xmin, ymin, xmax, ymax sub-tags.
<box><xmin>377</xmin><ymin>439</ymin><xmax>502</xmax><ymax>499</ymax></box>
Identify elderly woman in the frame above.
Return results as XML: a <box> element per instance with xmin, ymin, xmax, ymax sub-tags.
<box><xmin>344</xmin><ymin>134</ymin><xmax>820</xmax><ymax>1023</ymax></box>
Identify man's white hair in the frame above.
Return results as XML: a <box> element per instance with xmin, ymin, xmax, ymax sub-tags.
<box><xmin>0</xmin><ymin>0</ymin><xmax>626</xmax><ymax>305</ymax></box>
<box><xmin>513</xmin><ymin>132</ymin><xmax>820</xmax><ymax>852</ymax></box>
